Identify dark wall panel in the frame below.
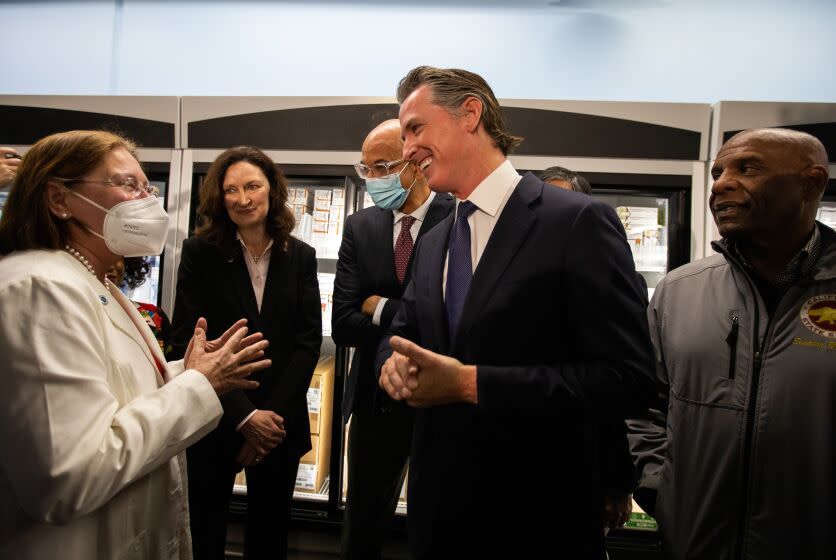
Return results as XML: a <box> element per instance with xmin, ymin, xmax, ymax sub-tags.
<box><xmin>0</xmin><ymin>105</ymin><xmax>175</xmax><ymax>148</ymax></box>
<box><xmin>188</xmin><ymin>104</ymin><xmax>400</xmax><ymax>150</ymax></box>
<box><xmin>188</xmin><ymin>104</ymin><xmax>702</xmax><ymax>160</ymax></box>
<box><xmin>504</xmin><ymin>107</ymin><xmax>701</xmax><ymax>159</ymax></box>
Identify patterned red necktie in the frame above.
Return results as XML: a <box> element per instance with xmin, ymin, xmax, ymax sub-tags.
<box><xmin>395</xmin><ymin>216</ymin><xmax>416</xmax><ymax>284</ymax></box>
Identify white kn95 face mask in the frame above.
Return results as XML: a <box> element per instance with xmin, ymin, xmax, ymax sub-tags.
<box><xmin>70</xmin><ymin>190</ymin><xmax>170</xmax><ymax>257</ymax></box>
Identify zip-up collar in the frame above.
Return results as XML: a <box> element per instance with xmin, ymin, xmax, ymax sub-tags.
<box><xmin>712</xmin><ymin>221</ymin><xmax>836</xmax><ymax>284</ymax></box>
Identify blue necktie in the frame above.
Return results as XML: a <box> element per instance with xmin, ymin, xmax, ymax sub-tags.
<box><xmin>445</xmin><ymin>200</ymin><xmax>478</xmax><ymax>342</ymax></box>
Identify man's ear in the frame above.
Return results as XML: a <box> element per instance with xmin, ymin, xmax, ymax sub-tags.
<box><xmin>802</xmin><ymin>164</ymin><xmax>828</xmax><ymax>202</ymax></box>
<box><xmin>45</xmin><ymin>181</ymin><xmax>73</xmax><ymax>219</ymax></box>
<box><xmin>411</xmin><ymin>160</ymin><xmax>426</xmax><ymax>183</ymax></box>
<box><xmin>460</xmin><ymin>96</ymin><xmax>483</xmax><ymax>133</ymax></box>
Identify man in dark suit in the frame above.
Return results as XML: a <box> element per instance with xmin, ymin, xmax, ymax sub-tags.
<box><xmin>376</xmin><ymin>66</ymin><xmax>655</xmax><ymax>559</ymax></box>
<box><xmin>333</xmin><ymin>119</ymin><xmax>454</xmax><ymax>560</ymax></box>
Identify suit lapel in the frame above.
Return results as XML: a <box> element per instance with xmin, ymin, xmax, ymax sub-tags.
<box><xmin>452</xmin><ymin>176</ymin><xmax>540</xmax><ymax>352</ymax></box>
<box><xmin>65</xmin><ymin>255</ymin><xmax>164</xmax><ymax>385</ymax></box>
<box><xmin>416</xmin><ymin>194</ymin><xmax>454</xmax><ymax>243</ymax></box>
<box><xmin>260</xmin><ymin>242</ymin><xmax>289</xmax><ymax>327</ymax></box>
<box><xmin>424</xmin><ymin>211</ymin><xmax>455</xmax><ymax>351</ymax></box>
<box><xmin>405</xmin><ymin>194</ymin><xmax>453</xmax><ymax>287</ymax></box>
<box><xmin>227</xmin><ymin>246</ymin><xmax>262</xmax><ymax>332</ymax></box>
<box><xmin>108</xmin><ymin>286</ymin><xmax>167</xmax><ymax>386</ymax></box>
<box><xmin>374</xmin><ymin>208</ymin><xmax>398</xmax><ymax>287</ymax></box>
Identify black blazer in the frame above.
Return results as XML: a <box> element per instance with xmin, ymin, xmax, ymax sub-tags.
<box><xmin>170</xmin><ymin>235</ymin><xmax>322</xmax><ymax>457</ymax></box>
<box><xmin>332</xmin><ymin>193</ymin><xmax>454</xmax><ymax>420</ymax></box>
<box><xmin>376</xmin><ymin>173</ymin><xmax>655</xmax><ymax>558</ymax></box>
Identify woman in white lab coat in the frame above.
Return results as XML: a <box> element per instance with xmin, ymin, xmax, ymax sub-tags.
<box><xmin>0</xmin><ymin>130</ymin><xmax>272</xmax><ymax>560</ymax></box>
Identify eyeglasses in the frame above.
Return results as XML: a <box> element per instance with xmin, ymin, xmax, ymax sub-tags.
<box><xmin>57</xmin><ymin>176</ymin><xmax>160</xmax><ymax>198</ymax></box>
<box><xmin>354</xmin><ymin>159</ymin><xmax>408</xmax><ymax>179</ymax></box>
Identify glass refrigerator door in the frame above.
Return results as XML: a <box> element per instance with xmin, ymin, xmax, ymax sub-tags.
<box><xmin>116</xmin><ymin>167</ymin><xmax>170</xmax><ymax>308</ymax></box>
<box><xmin>592</xmin><ymin>187</ymin><xmax>689</xmax><ymax>301</ymax></box>
<box><xmin>817</xmin><ymin>200</ymin><xmax>836</xmax><ymax>230</ymax></box>
<box><xmin>594</xmin><ymin>193</ymin><xmax>668</xmax><ymax>299</ymax></box>
<box><xmin>285</xmin><ymin>176</ymin><xmax>348</xmax><ymax>505</ymax></box>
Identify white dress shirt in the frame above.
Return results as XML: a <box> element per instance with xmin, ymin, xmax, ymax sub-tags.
<box><xmin>236</xmin><ymin>232</ymin><xmax>274</xmax><ymax>430</ymax></box>
<box><xmin>237</xmin><ymin>232</ymin><xmax>274</xmax><ymax>313</ymax></box>
<box><xmin>443</xmin><ymin>159</ymin><xmax>522</xmax><ymax>297</ymax></box>
<box><xmin>372</xmin><ymin>190</ymin><xmax>437</xmax><ymax>325</ymax></box>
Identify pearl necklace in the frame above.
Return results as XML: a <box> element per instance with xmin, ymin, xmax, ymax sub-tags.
<box><xmin>64</xmin><ymin>245</ymin><xmax>108</xmax><ymax>286</ymax></box>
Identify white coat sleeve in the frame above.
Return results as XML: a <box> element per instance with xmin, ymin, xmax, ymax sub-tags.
<box><xmin>0</xmin><ymin>275</ymin><xmax>223</xmax><ymax>524</ymax></box>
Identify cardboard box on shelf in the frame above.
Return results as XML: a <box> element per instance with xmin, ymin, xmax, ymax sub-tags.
<box><xmin>234</xmin><ymin>470</ymin><xmax>247</xmax><ymax>488</ymax></box>
<box><xmin>295</xmin><ymin>430</ymin><xmax>331</xmax><ymax>494</ymax></box>
<box><xmin>296</xmin><ymin>356</ymin><xmax>335</xmax><ymax>494</ymax></box>
<box><xmin>306</xmin><ymin>356</ymin><xmax>335</xmax><ymax>435</ymax></box>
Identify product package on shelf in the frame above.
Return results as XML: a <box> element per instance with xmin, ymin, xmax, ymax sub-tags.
<box><xmin>624</xmin><ymin>500</ymin><xmax>659</xmax><ymax>531</ymax></box>
<box><xmin>296</xmin><ymin>356</ymin><xmax>335</xmax><ymax>494</ymax></box>
<box><xmin>234</xmin><ymin>470</ymin><xmax>247</xmax><ymax>489</ymax></box>
<box><xmin>289</xmin><ymin>187</ymin><xmax>313</xmax><ymax>241</ymax></box>
<box><xmin>317</xmin><ymin>273</ymin><xmax>335</xmax><ymax>337</ymax></box>
<box><xmin>308</xmin><ymin>188</ymin><xmax>343</xmax><ymax>259</ymax></box>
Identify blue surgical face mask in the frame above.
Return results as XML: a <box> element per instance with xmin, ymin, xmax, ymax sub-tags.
<box><xmin>365</xmin><ymin>162</ymin><xmax>416</xmax><ymax>211</ymax></box>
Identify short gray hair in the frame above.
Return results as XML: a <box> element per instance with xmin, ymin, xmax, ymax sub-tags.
<box><xmin>396</xmin><ymin>66</ymin><xmax>523</xmax><ymax>156</ymax></box>
<box><xmin>538</xmin><ymin>166</ymin><xmax>592</xmax><ymax>195</ymax></box>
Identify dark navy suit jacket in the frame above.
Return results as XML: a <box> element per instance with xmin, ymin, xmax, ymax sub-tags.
<box><xmin>376</xmin><ymin>173</ymin><xmax>655</xmax><ymax>559</ymax></box>
<box><xmin>332</xmin><ymin>193</ymin><xmax>454</xmax><ymax>420</ymax></box>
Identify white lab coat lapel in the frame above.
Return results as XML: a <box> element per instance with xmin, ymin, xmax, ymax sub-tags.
<box><xmin>63</xmin><ymin>252</ymin><xmax>166</xmax><ymax>387</ymax></box>
<box><xmin>108</xmin><ymin>286</ymin><xmax>168</xmax><ymax>386</ymax></box>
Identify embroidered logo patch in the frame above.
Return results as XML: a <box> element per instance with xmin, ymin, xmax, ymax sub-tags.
<box><xmin>800</xmin><ymin>295</ymin><xmax>836</xmax><ymax>339</ymax></box>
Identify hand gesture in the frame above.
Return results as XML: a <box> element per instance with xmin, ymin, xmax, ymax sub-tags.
<box><xmin>379</xmin><ymin>336</ymin><xmax>477</xmax><ymax>407</ymax></box>
<box><xmin>0</xmin><ymin>148</ymin><xmax>21</xmax><ymax>189</ymax></box>
<box><xmin>240</xmin><ymin>409</ymin><xmax>286</xmax><ymax>456</ymax></box>
<box><xmin>185</xmin><ymin>317</ymin><xmax>271</xmax><ymax>395</ymax></box>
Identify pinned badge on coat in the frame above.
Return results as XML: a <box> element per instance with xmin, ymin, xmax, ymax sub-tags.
<box><xmin>99</xmin><ymin>295</ymin><xmax>109</xmax><ymax>305</ymax></box>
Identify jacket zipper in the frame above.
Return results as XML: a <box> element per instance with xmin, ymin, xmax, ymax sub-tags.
<box><xmin>732</xmin><ymin>270</ymin><xmax>761</xmax><ymax>560</ymax></box>
<box><xmin>735</xmin><ymin>287</ymin><xmax>781</xmax><ymax>560</ymax></box>
<box><xmin>726</xmin><ymin>315</ymin><xmax>739</xmax><ymax>379</ymax></box>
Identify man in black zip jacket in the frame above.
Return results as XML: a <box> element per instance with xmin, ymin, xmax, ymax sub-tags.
<box><xmin>628</xmin><ymin>128</ymin><xmax>834</xmax><ymax>560</ymax></box>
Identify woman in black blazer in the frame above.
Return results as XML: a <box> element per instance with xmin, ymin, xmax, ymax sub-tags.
<box><xmin>171</xmin><ymin>146</ymin><xmax>321</xmax><ymax>560</ymax></box>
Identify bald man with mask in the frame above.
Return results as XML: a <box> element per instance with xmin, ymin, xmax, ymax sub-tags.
<box><xmin>628</xmin><ymin>129</ymin><xmax>834</xmax><ymax>559</ymax></box>
<box><xmin>332</xmin><ymin>120</ymin><xmax>453</xmax><ymax>560</ymax></box>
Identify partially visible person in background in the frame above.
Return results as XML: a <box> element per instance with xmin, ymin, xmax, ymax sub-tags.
<box><xmin>171</xmin><ymin>145</ymin><xmax>322</xmax><ymax>560</ymax></box>
<box><xmin>0</xmin><ymin>148</ymin><xmax>22</xmax><ymax>188</ymax></box>
<box><xmin>106</xmin><ymin>256</ymin><xmax>173</xmax><ymax>357</ymax></box>
<box><xmin>540</xmin><ymin>164</ymin><xmax>635</xmax><ymax>535</ymax></box>
<box><xmin>0</xmin><ymin>130</ymin><xmax>268</xmax><ymax>560</ymax></box>
<box><xmin>538</xmin><ymin>165</ymin><xmax>592</xmax><ymax>195</ymax></box>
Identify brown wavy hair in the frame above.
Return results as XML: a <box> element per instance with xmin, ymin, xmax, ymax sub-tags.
<box><xmin>0</xmin><ymin>130</ymin><xmax>137</xmax><ymax>255</ymax></box>
<box><xmin>396</xmin><ymin>65</ymin><xmax>523</xmax><ymax>155</ymax></box>
<box><xmin>195</xmin><ymin>146</ymin><xmax>295</xmax><ymax>253</ymax></box>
